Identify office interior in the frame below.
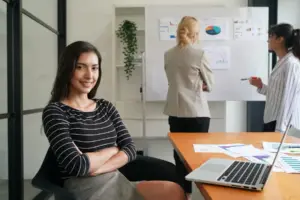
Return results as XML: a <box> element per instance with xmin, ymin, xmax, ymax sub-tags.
<box><xmin>0</xmin><ymin>0</ymin><xmax>299</xmax><ymax>200</ymax></box>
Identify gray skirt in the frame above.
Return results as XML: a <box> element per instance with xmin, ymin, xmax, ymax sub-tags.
<box><xmin>64</xmin><ymin>170</ymin><xmax>144</xmax><ymax>200</ymax></box>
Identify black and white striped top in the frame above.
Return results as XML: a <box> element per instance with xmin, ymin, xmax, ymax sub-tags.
<box><xmin>42</xmin><ymin>99</ymin><xmax>137</xmax><ymax>178</ymax></box>
<box><xmin>258</xmin><ymin>52</ymin><xmax>300</xmax><ymax>133</ymax></box>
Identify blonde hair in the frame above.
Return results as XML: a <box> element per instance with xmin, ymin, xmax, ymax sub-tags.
<box><xmin>176</xmin><ymin>16</ymin><xmax>199</xmax><ymax>48</ymax></box>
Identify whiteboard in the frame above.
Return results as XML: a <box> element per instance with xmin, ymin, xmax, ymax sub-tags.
<box><xmin>145</xmin><ymin>6</ymin><xmax>269</xmax><ymax>101</ymax></box>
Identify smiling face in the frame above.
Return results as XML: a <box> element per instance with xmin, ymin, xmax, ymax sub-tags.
<box><xmin>69</xmin><ymin>52</ymin><xmax>99</xmax><ymax>96</ymax></box>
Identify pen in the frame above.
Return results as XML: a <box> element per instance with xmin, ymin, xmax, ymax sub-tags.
<box><xmin>241</xmin><ymin>77</ymin><xmax>258</xmax><ymax>81</ymax></box>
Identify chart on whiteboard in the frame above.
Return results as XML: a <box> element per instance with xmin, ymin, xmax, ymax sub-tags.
<box><xmin>199</xmin><ymin>18</ymin><xmax>231</xmax><ymax>40</ymax></box>
<box><xmin>233</xmin><ymin>19</ymin><xmax>267</xmax><ymax>40</ymax></box>
<box><xmin>159</xmin><ymin>18</ymin><xmax>180</xmax><ymax>40</ymax></box>
<box><xmin>202</xmin><ymin>46</ymin><xmax>231</xmax><ymax>70</ymax></box>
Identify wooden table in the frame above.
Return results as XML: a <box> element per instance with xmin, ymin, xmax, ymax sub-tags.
<box><xmin>168</xmin><ymin>132</ymin><xmax>300</xmax><ymax>200</ymax></box>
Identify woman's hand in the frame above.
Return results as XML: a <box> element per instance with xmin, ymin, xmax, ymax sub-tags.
<box><xmin>249</xmin><ymin>77</ymin><xmax>263</xmax><ymax>89</ymax></box>
<box><xmin>90</xmin><ymin>150</ymin><xmax>128</xmax><ymax>176</ymax></box>
<box><xmin>202</xmin><ymin>83</ymin><xmax>208</xmax><ymax>91</ymax></box>
<box><xmin>86</xmin><ymin>146</ymin><xmax>120</xmax><ymax>174</ymax></box>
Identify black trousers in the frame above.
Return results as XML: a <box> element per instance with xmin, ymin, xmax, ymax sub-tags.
<box><xmin>263</xmin><ymin>121</ymin><xmax>276</xmax><ymax>132</ymax></box>
<box><xmin>119</xmin><ymin>155</ymin><xmax>184</xmax><ymax>189</ymax></box>
<box><xmin>168</xmin><ymin>116</ymin><xmax>210</xmax><ymax>193</ymax></box>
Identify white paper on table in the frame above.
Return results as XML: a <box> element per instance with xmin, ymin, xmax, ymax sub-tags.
<box><xmin>221</xmin><ymin>150</ymin><xmax>241</xmax><ymax>158</ymax></box>
<box><xmin>193</xmin><ymin>144</ymin><xmax>225</xmax><ymax>153</ymax></box>
<box><xmin>244</xmin><ymin>155</ymin><xmax>284</xmax><ymax>172</ymax></box>
<box><xmin>225</xmin><ymin>144</ymin><xmax>270</xmax><ymax>157</ymax></box>
<box><xmin>262</xmin><ymin>142</ymin><xmax>300</xmax><ymax>154</ymax></box>
<box><xmin>216</xmin><ymin>143</ymin><xmax>246</xmax><ymax>158</ymax></box>
<box><xmin>277</xmin><ymin>155</ymin><xmax>300</xmax><ymax>173</ymax></box>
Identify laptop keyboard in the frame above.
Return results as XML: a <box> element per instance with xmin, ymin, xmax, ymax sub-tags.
<box><xmin>217</xmin><ymin>161</ymin><xmax>266</xmax><ymax>186</ymax></box>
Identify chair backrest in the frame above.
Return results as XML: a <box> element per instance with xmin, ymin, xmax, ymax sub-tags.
<box><xmin>32</xmin><ymin>148</ymin><xmax>63</xmax><ymax>186</ymax></box>
<box><xmin>287</xmin><ymin>126</ymin><xmax>300</xmax><ymax>139</ymax></box>
<box><xmin>32</xmin><ymin>148</ymin><xmax>76</xmax><ymax>199</ymax></box>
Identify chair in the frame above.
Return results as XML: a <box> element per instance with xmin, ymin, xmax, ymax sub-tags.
<box><xmin>288</xmin><ymin>126</ymin><xmax>300</xmax><ymax>139</ymax></box>
<box><xmin>31</xmin><ymin>148</ymin><xmax>76</xmax><ymax>200</ymax></box>
<box><xmin>32</xmin><ymin>149</ymin><xmax>184</xmax><ymax>200</ymax></box>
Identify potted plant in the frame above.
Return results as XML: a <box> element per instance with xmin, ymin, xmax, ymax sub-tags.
<box><xmin>116</xmin><ymin>20</ymin><xmax>138</xmax><ymax>80</ymax></box>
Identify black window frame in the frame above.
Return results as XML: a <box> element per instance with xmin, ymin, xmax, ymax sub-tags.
<box><xmin>2</xmin><ymin>0</ymin><xmax>67</xmax><ymax>199</ymax></box>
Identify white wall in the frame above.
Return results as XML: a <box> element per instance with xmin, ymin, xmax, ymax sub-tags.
<box><xmin>278</xmin><ymin>0</ymin><xmax>300</xmax><ymax>28</ymax></box>
<box><xmin>225</xmin><ymin>101</ymin><xmax>247</xmax><ymax>132</ymax></box>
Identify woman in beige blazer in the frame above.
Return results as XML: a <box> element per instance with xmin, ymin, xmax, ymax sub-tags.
<box><xmin>164</xmin><ymin>16</ymin><xmax>214</xmax><ymax>199</ymax></box>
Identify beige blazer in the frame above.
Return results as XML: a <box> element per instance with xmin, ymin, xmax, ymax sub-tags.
<box><xmin>163</xmin><ymin>44</ymin><xmax>214</xmax><ymax>118</ymax></box>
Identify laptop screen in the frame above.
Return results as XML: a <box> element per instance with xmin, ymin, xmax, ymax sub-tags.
<box><xmin>265</xmin><ymin>116</ymin><xmax>293</xmax><ymax>182</ymax></box>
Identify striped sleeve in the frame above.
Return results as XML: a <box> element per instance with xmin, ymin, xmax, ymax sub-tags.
<box><xmin>257</xmin><ymin>84</ymin><xmax>268</xmax><ymax>95</ymax></box>
<box><xmin>276</xmin><ymin>63</ymin><xmax>300</xmax><ymax>132</ymax></box>
<box><xmin>42</xmin><ymin>104</ymin><xmax>90</xmax><ymax>176</ymax></box>
<box><xmin>106</xmin><ymin>101</ymin><xmax>137</xmax><ymax>162</ymax></box>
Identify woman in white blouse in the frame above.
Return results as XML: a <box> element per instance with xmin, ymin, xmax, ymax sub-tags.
<box><xmin>250</xmin><ymin>23</ymin><xmax>300</xmax><ymax>133</ymax></box>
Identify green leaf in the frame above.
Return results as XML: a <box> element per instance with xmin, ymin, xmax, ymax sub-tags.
<box><xmin>116</xmin><ymin>20</ymin><xmax>138</xmax><ymax>80</ymax></box>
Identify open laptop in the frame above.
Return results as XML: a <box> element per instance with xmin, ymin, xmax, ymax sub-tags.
<box><xmin>185</xmin><ymin>117</ymin><xmax>293</xmax><ymax>191</ymax></box>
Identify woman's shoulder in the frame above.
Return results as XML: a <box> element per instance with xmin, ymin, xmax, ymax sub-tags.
<box><xmin>43</xmin><ymin>102</ymin><xmax>65</xmax><ymax>113</ymax></box>
<box><xmin>42</xmin><ymin>102</ymin><xmax>68</xmax><ymax>122</ymax></box>
<box><xmin>164</xmin><ymin>46</ymin><xmax>177</xmax><ymax>55</ymax></box>
<box><xmin>284</xmin><ymin>54</ymin><xmax>300</xmax><ymax>71</ymax></box>
<box><xmin>289</xmin><ymin>54</ymin><xmax>300</xmax><ymax>65</ymax></box>
<box><xmin>42</xmin><ymin>102</ymin><xmax>69</xmax><ymax>119</ymax></box>
<box><xmin>94</xmin><ymin>98</ymin><xmax>116</xmax><ymax>111</ymax></box>
<box><xmin>189</xmin><ymin>46</ymin><xmax>204</xmax><ymax>56</ymax></box>
<box><xmin>43</xmin><ymin>99</ymin><xmax>114</xmax><ymax>114</ymax></box>
<box><xmin>94</xmin><ymin>98</ymin><xmax>112</xmax><ymax>105</ymax></box>
<box><xmin>165</xmin><ymin>45</ymin><xmax>204</xmax><ymax>57</ymax></box>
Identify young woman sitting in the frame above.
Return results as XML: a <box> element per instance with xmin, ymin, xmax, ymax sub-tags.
<box><xmin>42</xmin><ymin>41</ymin><xmax>186</xmax><ymax>200</ymax></box>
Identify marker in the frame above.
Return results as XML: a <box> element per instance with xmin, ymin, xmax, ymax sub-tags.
<box><xmin>241</xmin><ymin>76</ymin><xmax>258</xmax><ymax>81</ymax></box>
<box><xmin>241</xmin><ymin>78</ymin><xmax>250</xmax><ymax>81</ymax></box>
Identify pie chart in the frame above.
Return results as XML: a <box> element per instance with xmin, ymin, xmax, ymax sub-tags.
<box><xmin>205</xmin><ymin>25</ymin><xmax>221</xmax><ymax>35</ymax></box>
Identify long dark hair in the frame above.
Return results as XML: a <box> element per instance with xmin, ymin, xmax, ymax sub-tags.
<box><xmin>49</xmin><ymin>41</ymin><xmax>102</xmax><ymax>103</ymax></box>
<box><xmin>269</xmin><ymin>23</ymin><xmax>300</xmax><ymax>59</ymax></box>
